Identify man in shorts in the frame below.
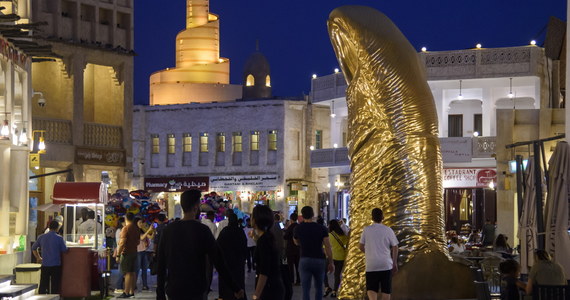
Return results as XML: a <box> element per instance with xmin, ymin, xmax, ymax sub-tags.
<box><xmin>115</xmin><ymin>212</ymin><xmax>140</xmax><ymax>298</ymax></box>
<box><xmin>359</xmin><ymin>208</ymin><xmax>398</xmax><ymax>300</ymax></box>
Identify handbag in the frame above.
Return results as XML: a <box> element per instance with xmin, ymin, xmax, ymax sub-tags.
<box><xmin>331</xmin><ymin>232</ymin><xmax>347</xmax><ymax>250</ymax></box>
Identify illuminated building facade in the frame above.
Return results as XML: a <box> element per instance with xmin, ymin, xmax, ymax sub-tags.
<box><xmin>149</xmin><ymin>0</ymin><xmax>241</xmax><ymax>105</ymax></box>
<box><xmin>27</xmin><ymin>0</ymin><xmax>134</xmax><ymax>237</ymax></box>
<box><xmin>311</xmin><ymin>45</ymin><xmax>559</xmax><ymax>242</ymax></box>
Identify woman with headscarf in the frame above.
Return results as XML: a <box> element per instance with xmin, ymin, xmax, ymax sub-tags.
<box><xmin>217</xmin><ymin>213</ymin><xmax>248</xmax><ymax>300</ymax></box>
<box><xmin>525</xmin><ymin>250</ymin><xmax>567</xmax><ymax>295</ymax></box>
<box><xmin>252</xmin><ymin>205</ymin><xmax>284</xmax><ymax>300</ymax></box>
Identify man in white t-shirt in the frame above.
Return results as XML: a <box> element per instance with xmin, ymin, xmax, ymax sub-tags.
<box><xmin>77</xmin><ymin>210</ymin><xmax>102</xmax><ymax>237</ymax></box>
<box><xmin>359</xmin><ymin>208</ymin><xmax>398</xmax><ymax>300</ymax></box>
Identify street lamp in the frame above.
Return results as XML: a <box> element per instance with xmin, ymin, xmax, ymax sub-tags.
<box><xmin>32</xmin><ymin>130</ymin><xmax>47</xmax><ymax>154</ymax></box>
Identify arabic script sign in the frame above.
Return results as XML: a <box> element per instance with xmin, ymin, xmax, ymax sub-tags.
<box><xmin>209</xmin><ymin>174</ymin><xmax>280</xmax><ymax>191</ymax></box>
<box><xmin>144</xmin><ymin>177</ymin><xmax>209</xmax><ymax>192</ymax></box>
<box><xmin>75</xmin><ymin>147</ymin><xmax>126</xmax><ymax>166</ymax></box>
<box><xmin>440</xmin><ymin>137</ymin><xmax>472</xmax><ymax>163</ymax></box>
<box><xmin>443</xmin><ymin>168</ymin><xmax>497</xmax><ymax>188</ymax></box>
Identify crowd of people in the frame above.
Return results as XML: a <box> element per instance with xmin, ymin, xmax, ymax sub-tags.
<box><xmin>107</xmin><ymin>189</ymin><xmax>400</xmax><ymax>300</ymax></box>
<box><xmin>31</xmin><ymin>190</ymin><xmax>567</xmax><ymax>300</ymax></box>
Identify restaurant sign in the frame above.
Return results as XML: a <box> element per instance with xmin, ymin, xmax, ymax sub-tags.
<box><xmin>443</xmin><ymin>168</ymin><xmax>497</xmax><ymax>188</ymax></box>
<box><xmin>144</xmin><ymin>177</ymin><xmax>209</xmax><ymax>192</ymax></box>
<box><xmin>210</xmin><ymin>174</ymin><xmax>280</xmax><ymax>191</ymax></box>
<box><xmin>75</xmin><ymin>147</ymin><xmax>126</xmax><ymax>166</ymax></box>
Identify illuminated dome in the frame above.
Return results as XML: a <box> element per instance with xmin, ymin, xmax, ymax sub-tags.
<box><xmin>242</xmin><ymin>51</ymin><xmax>272</xmax><ymax>100</ymax></box>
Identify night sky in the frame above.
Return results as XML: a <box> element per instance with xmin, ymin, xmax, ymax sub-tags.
<box><xmin>134</xmin><ymin>0</ymin><xmax>566</xmax><ymax>105</ymax></box>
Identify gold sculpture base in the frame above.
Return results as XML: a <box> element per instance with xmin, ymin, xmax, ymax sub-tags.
<box><xmin>391</xmin><ymin>252</ymin><xmax>475</xmax><ymax>300</ymax></box>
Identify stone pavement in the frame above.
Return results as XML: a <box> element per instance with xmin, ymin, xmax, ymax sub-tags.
<box><xmin>109</xmin><ymin>269</ymin><xmax>319</xmax><ymax>300</ymax></box>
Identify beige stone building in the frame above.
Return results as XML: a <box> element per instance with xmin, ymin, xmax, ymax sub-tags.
<box><xmin>27</xmin><ymin>0</ymin><xmax>134</xmax><ymax>234</ymax></box>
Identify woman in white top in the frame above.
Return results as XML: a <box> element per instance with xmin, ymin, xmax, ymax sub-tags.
<box><xmin>449</xmin><ymin>236</ymin><xmax>465</xmax><ymax>254</ymax></box>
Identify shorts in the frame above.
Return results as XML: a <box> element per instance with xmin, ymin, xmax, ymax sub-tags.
<box><xmin>366</xmin><ymin>270</ymin><xmax>392</xmax><ymax>294</ymax></box>
<box><xmin>120</xmin><ymin>252</ymin><xmax>137</xmax><ymax>273</ymax></box>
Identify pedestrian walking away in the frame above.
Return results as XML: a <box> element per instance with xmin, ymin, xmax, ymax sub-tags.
<box><xmin>32</xmin><ymin>220</ymin><xmax>68</xmax><ymax>294</ymax></box>
<box><xmin>252</xmin><ymin>205</ymin><xmax>285</xmax><ymax>300</ymax></box>
<box><xmin>294</xmin><ymin>206</ymin><xmax>334</xmax><ymax>300</ymax></box>
<box><xmin>244</xmin><ymin>218</ymin><xmax>257</xmax><ymax>272</ymax></box>
<box><xmin>156</xmin><ymin>189</ymin><xmax>244</xmax><ymax>300</ymax></box>
<box><xmin>328</xmin><ymin>219</ymin><xmax>349</xmax><ymax>298</ymax></box>
<box><xmin>115</xmin><ymin>212</ymin><xmax>140</xmax><ymax>298</ymax></box>
<box><xmin>217</xmin><ymin>213</ymin><xmax>248</xmax><ymax>300</ymax></box>
<box><xmin>359</xmin><ymin>208</ymin><xmax>399</xmax><ymax>300</ymax></box>
<box><xmin>284</xmin><ymin>213</ymin><xmax>301</xmax><ymax>286</ymax></box>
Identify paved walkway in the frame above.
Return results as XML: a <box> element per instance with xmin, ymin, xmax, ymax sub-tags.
<box><xmin>110</xmin><ymin>269</ymin><xmax>316</xmax><ymax>299</ymax></box>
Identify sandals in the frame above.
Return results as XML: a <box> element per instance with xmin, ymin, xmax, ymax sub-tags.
<box><xmin>324</xmin><ymin>287</ymin><xmax>333</xmax><ymax>297</ymax></box>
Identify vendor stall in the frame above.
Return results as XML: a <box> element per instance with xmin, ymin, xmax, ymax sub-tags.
<box><xmin>51</xmin><ymin>182</ymin><xmax>109</xmax><ymax>298</ymax></box>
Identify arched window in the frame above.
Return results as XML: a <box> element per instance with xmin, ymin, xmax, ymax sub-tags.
<box><xmin>246</xmin><ymin>74</ymin><xmax>255</xmax><ymax>86</ymax></box>
<box><xmin>265</xmin><ymin>75</ymin><xmax>271</xmax><ymax>87</ymax></box>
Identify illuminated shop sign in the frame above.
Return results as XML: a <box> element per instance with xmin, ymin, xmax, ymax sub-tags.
<box><xmin>210</xmin><ymin>174</ymin><xmax>280</xmax><ymax>191</ymax></box>
<box><xmin>144</xmin><ymin>177</ymin><xmax>209</xmax><ymax>192</ymax></box>
<box><xmin>443</xmin><ymin>168</ymin><xmax>497</xmax><ymax>189</ymax></box>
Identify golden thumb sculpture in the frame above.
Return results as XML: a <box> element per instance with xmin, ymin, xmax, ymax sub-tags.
<box><xmin>328</xmin><ymin>6</ymin><xmax>474</xmax><ymax>300</ymax></box>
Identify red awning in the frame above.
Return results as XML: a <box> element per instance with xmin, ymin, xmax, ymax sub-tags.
<box><xmin>52</xmin><ymin>182</ymin><xmax>108</xmax><ymax>204</ymax></box>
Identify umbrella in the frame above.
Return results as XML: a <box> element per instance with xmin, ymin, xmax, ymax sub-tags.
<box><xmin>33</xmin><ymin>203</ymin><xmax>63</xmax><ymax>212</ymax></box>
<box><xmin>545</xmin><ymin>141</ymin><xmax>570</xmax><ymax>279</ymax></box>
<box><xmin>518</xmin><ymin>158</ymin><xmax>538</xmax><ymax>275</ymax></box>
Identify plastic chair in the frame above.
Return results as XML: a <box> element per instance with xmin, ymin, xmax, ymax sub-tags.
<box><xmin>532</xmin><ymin>284</ymin><xmax>570</xmax><ymax>300</ymax></box>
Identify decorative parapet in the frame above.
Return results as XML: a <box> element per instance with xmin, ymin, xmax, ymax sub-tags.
<box><xmin>473</xmin><ymin>136</ymin><xmax>496</xmax><ymax>158</ymax></box>
<box><xmin>311</xmin><ymin>46</ymin><xmax>544</xmax><ymax>103</ymax></box>
<box><xmin>420</xmin><ymin>46</ymin><xmax>543</xmax><ymax>80</ymax></box>
<box><xmin>84</xmin><ymin>123</ymin><xmax>123</xmax><ymax>149</ymax></box>
<box><xmin>32</xmin><ymin>118</ymin><xmax>73</xmax><ymax>144</ymax></box>
<box><xmin>310</xmin><ymin>137</ymin><xmax>497</xmax><ymax>168</ymax></box>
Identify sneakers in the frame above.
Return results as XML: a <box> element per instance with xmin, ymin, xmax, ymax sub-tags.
<box><xmin>117</xmin><ymin>292</ymin><xmax>134</xmax><ymax>298</ymax></box>
<box><xmin>331</xmin><ymin>291</ymin><xmax>337</xmax><ymax>298</ymax></box>
<box><xmin>114</xmin><ymin>289</ymin><xmax>124</xmax><ymax>294</ymax></box>
<box><xmin>142</xmin><ymin>286</ymin><xmax>149</xmax><ymax>291</ymax></box>
<box><xmin>324</xmin><ymin>287</ymin><xmax>333</xmax><ymax>297</ymax></box>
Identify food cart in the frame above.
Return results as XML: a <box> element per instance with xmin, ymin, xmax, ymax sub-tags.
<box><xmin>51</xmin><ymin>182</ymin><xmax>109</xmax><ymax>298</ymax></box>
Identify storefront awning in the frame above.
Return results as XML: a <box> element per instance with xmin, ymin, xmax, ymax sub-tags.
<box><xmin>52</xmin><ymin>182</ymin><xmax>108</xmax><ymax>204</ymax></box>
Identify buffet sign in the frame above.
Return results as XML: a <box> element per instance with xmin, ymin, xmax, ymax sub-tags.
<box><xmin>210</xmin><ymin>174</ymin><xmax>280</xmax><ymax>191</ymax></box>
<box><xmin>443</xmin><ymin>168</ymin><xmax>497</xmax><ymax>188</ymax></box>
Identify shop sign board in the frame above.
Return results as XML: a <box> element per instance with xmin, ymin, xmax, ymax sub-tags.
<box><xmin>29</xmin><ymin>153</ymin><xmax>40</xmax><ymax>169</ymax></box>
<box><xmin>440</xmin><ymin>137</ymin><xmax>472</xmax><ymax>163</ymax></box>
<box><xmin>210</xmin><ymin>174</ymin><xmax>280</xmax><ymax>191</ymax></box>
<box><xmin>144</xmin><ymin>177</ymin><xmax>209</xmax><ymax>193</ymax></box>
<box><xmin>443</xmin><ymin>168</ymin><xmax>497</xmax><ymax>188</ymax></box>
<box><xmin>75</xmin><ymin>147</ymin><xmax>126</xmax><ymax>166</ymax></box>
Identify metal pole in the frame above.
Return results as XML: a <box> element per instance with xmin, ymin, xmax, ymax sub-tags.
<box><xmin>515</xmin><ymin>155</ymin><xmax>524</xmax><ymax>220</ymax></box>
<box><xmin>533</xmin><ymin>143</ymin><xmax>545</xmax><ymax>250</ymax></box>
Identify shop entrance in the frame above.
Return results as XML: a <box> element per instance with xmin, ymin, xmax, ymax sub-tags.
<box><xmin>444</xmin><ymin>188</ymin><xmax>496</xmax><ymax>235</ymax></box>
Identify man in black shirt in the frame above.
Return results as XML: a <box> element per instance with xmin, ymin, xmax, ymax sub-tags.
<box><xmin>156</xmin><ymin>189</ymin><xmax>244</xmax><ymax>300</ymax></box>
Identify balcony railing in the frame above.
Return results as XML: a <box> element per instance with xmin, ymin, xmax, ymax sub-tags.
<box><xmin>310</xmin><ymin>137</ymin><xmax>497</xmax><ymax>168</ymax></box>
<box><xmin>32</xmin><ymin>118</ymin><xmax>73</xmax><ymax>144</ymax></box>
<box><xmin>84</xmin><ymin>123</ymin><xmax>123</xmax><ymax>149</ymax></box>
<box><xmin>310</xmin><ymin>147</ymin><xmax>349</xmax><ymax>168</ymax></box>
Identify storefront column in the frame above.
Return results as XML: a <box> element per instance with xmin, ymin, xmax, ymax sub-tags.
<box><xmin>328</xmin><ymin>175</ymin><xmax>338</xmax><ymax>219</ymax></box>
<box><xmin>9</xmin><ymin>147</ymin><xmax>29</xmax><ymax>235</ymax></box>
<box><xmin>495</xmin><ymin>109</ymin><xmax>517</xmax><ymax>244</ymax></box>
<box><xmin>0</xmin><ymin>141</ymin><xmax>11</xmax><ymax>237</ymax></box>
<box><xmin>481</xmin><ymin>87</ymin><xmax>494</xmax><ymax>136</ymax></box>
<box><xmin>71</xmin><ymin>55</ymin><xmax>86</xmax><ymax>182</ymax></box>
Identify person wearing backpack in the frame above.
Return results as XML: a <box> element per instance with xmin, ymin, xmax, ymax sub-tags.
<box><xmin>328</xmin><ymin>219</ymin><xmax>349</xmax><ymax>298</ymax></box>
